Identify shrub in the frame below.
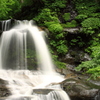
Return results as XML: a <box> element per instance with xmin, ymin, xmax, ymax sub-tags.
<box><xmin>21</xmin><ymin>0</ymin><xmax>33</xmax><ymax>6</ymax></box>
<box><xmin>33</xmin><ymin>8</ymin><xmax>58</xmax><ymax>24</ymax></box>
<box><xmin>47</xmin><ymin>23</ymin><xmax>63</xmax><ymax>33</ymax></box>
<box><xmin>50</xmin><ymin>36</ymin><xmax>68</xmax><ymax>55</ymax></box>
<box><xmin>75</xmin><ymin>0</ymin><xmax>99</xmax><ymax>16</ymax></box>
<box><xmin>81</xmin><ymin>18</ymin><xmax>100</xmax><ymax>35</ymax></box>
<box><xmin>74</xmin><ymin>0</ymin><xmax>100</xmax><ymax>35</ymax></box>
<box><xmin>63</xmin><ymin>13</ymin><xmax>71</xmax><ymax>21</ymax></box>
<box><xmin>50</xmin><ymin>50</ymin><xmax>66</xmax><ymax>69</ymax></box>
<box><xmin>76</xmin><ymin>44</ymin><xmax>100</xmax><ymax>79</ymax></box>
<box><xmin>87</xmin><ymin>66</ymin><xmax>100</xmax><ymax>79</ymax></box>
<box><xmin>75</xmin><ymin>14</ymin><xmax>88</xmax><ymax>21</ymax></box>
<box><xmin>0</xmin><ymin>0</ymin><xmax>21</xmax><ymax>19</ymax></box>
<box><xmin>76</xmin><ymin>58</ymin><xmax>100</xmax><ymax>79</ymax></box>
<box><xmin>42</xmin><ymin>0</ymin><xmax>67</xmax><ymax>10</ymax></box>
<box><xmin>62</xmin><ymin>20</ymin><xmax>77</xmax><ymax>28</ymax></box>
<box><xmin>45</xmin><ymin>21</ymin><xmax>63</xmax><ymax>33</ymax></box>
<box><xmin>81</xmin><ymin>18</ymin><xmax>100</xmax><ymax>29</ymax></box>
<box><xmin>90</xmin><ymin>45</ymin><xmax>100</xmax><ymax>58</ymax></box>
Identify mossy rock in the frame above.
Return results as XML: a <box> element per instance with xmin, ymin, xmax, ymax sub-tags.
<box><xmin>61</xmin><ymin>77</ymin><xmax>100</xmax><ymax>100</ymax></box>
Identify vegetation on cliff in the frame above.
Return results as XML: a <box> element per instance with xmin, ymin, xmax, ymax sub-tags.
<box><xmin>74</xmin><ymin>0</ymin><xmax>100</xmax><ymax>79</ymax></box>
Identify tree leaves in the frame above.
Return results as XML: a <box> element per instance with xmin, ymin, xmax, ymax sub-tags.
<box><xmin>0</xmin><ymin>0</ymin><xmax>21</xmax><ymax>20</ymax></box>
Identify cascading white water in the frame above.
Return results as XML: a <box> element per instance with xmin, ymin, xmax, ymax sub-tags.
<box><xmin>1</xmin><ymin>19</ymin><xmax>11</xmax><ymax>31</ymax></box>
<box><xmin>0</xmin><ymin>20</ymin><xmax>70</xmax><ymax>100</ymax></box>
<box><xmin>0</xmin><ymin>20</ymin><xmax>55</xmax><ymax>73</ymax></box>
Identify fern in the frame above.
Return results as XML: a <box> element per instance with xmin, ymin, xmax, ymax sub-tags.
<box><xmin>81</xmin><ymin>18</ymin><xmax>100</xmax><ymax>29</ymax></box>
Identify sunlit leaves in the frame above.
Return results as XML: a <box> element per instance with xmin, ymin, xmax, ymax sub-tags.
<box><xmin>81</xmin><ymin>18</ymin><xmax>100</xmax><ymax>29</ymax></box>
<box><xmin>0</xmin><ymin>0</ymin><xmax>21</xmax><ymax>19</ymax></box>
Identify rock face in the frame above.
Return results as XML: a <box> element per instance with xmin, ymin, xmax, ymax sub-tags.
<box><xmin>59</xmin><ymin>49</ymin><xmax>91</xmax><ymax>73</ymax></box>
<box><xmin>60</xmin><ymin>77</ymin><xmax>100</xmax><ymax>100</ymax></box>
<box><xmin>95</xmin><ymin>90</ymin><xmax>100</xmax><ymax>100</ymax></box>
<box><xmin>33</xmin><ymin>89</ymin><xmax>54</xmax><ymax>94</ymax></box>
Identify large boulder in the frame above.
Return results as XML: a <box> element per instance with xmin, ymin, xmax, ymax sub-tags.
<box><xmin>60</xmin><ymin>77</ymin><xmax>100</xmax><ymax>100</ymax></box>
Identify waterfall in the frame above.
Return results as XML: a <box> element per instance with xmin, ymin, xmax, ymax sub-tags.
<box><xmin>0</xmin><ymin>20</ymin><xmax>70</xmax><ymax>100</ymax></box>
<box><xmin>0</xmin><ymin>20</ymin><xmax>55</xmax><ymax>73</ymax></box>
<box><xmin>1</xmin><ymin>19</ymin><xmax>12</xmax><ymax>31</ymax></box>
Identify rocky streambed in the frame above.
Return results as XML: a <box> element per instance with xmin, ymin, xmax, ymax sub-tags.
<box><xmin>0</xmin><ymin>70</ymin><xmax>99</xmax><ymax>100</ymax></box>
<box><xmin>61</xmin><ymin>76</ymin><xmax>100</xmax><ymax>100</ymax></box>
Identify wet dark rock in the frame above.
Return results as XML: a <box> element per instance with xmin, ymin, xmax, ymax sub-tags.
<box><xmin>33</xmin><ymin>89</ymin><xmax>53</xmax><ymax>94</ymax></box>
<box><xmin>60</xmin><ymin>77</ymin><xmax>100</xmax><ymax>100</ymax></box>
<box><xmin>0</xmin><ymin>79</ymin><xmax>11</xmax><ymax>97</ymax></box>
<box><xmin>0</xmin><ymin>97</ymin><xmax>33</xmax><ymax>100</ymax></box>
<box><xmin>0</xmin><ymin>79</ymin><xmax>8</xmax><ymax>85</ymax></box>
<box><xmin>95</xmin><ymin>90</ymin><xmax>100</xmax><ymax>100</ymax></box>
<box><xmin>61</xmin><ymin>49</ymin><xmax>91</xmax><ymax>70</ymax></box>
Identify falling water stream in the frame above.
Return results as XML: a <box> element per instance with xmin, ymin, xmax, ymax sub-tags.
<box><xmin>0</xmin><ymin>20</ymin><xmax>70</xmax><ymax>100</ymax></box>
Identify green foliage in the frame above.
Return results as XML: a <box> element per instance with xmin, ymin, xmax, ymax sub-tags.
<box><xmin>50</xmin><ymin>0</ymin><xmax>67</xmax><ymax>9</ymax></box>
<box><xmin>90</xmin><ymin>45</ymin><xmax>100</xmax><ymax>58</ymax></box>
<box><xmin>81</xmin><ymin>18</ymin><xmax>100</xmax><ymax>29</ymax></box>
<box><xmin>0</xmin><ymin>0</ymin><xmax>21</xmax><ymax>19</ymax></box>
<box><xmin>33</xmin><ymin>8</ymin><xmax>58</xmax><ymax>24</ymax></box>
<box><xmin>63</xmin><ymin>13</ymin><xmax>71</xmax><ymax>21</ymax></box>
<box><xmin>81</xmin><ymin>28</ymin><xmax>95</xmax><ymax>35</ymax></box>
<box><xmin>50</xmin><ymin>36</ymin><xmax>68</xmax><ymax>55</ymax></box>
<box><xmin>75</xmin><ymin>14</ymin><xmax>88</xmax><ymax>21</ymax></box>
<box><xmin>47</xmin><ymin>22</ymin><xmax>63</xmax><ymax>33</ymax></box>
<box><xmin>76</xmin><ymin>58</ymin><xmax>100</xmax><ymax>79</ymax></box>
<box><xmin>85</xmin><ymin>36</ymin><xmax>100</xmax><ymax>55</ymax></box>
<box><xmin>91</xmin><ymin>13</ymin><xmax>100</xmax><ymax>18</ymax></box>
<box><xmin>69</xmin><ymin>36</ymin><xmax>85</xmax><ymax>47</ymax></box>
<box><xmin>50</xmin><ymin>50</ymin><xmax>66</xmax><ymax>69</ymax></box>
<box><xmin>56</xmin><ymin>40</ymin><xmax>68</xmax><ymax>54</ymax></box>
<box><xmin>42</xmin><ymin>0</ymin><xmax>67</xmax><ymax>10</ymax></box>
<box><xmin>70</xmin><ymin>39</ymin><xmax>78</xmax><ymax>46</ymax></box>
<box><xmin>81</xmin><ymin>18</ymin><xmax>100</xmax><ymax>35</ymax></box>
<box><xmin>55</xmin><ymin>60</ymin><xmax>66</xmax><ymax>69</ymax></box>
<box><xmin>75</xmin><ymin>0</ymin><xmax>100</xmax><ymax>16</ymax></box>
<box><xmin>76</xmin><ymin>43</ymin><xmax>100</xmax><ymax>79</ymax></box>
<box><xmin>76</xmin><ymin>60</ymin><xmax>95</xmax><ymax>72</ymax></box>
<box><xmin>35</xmin><ymin>11</ymin><xmax>67</xmax><ymax>56</ymax></box>
<box><xmin>21</xmin><ymin>0</ymin><xmax>33</xmax><ymax>6</ymax></box>
<box><xmin>63</xmin><ymin>20</ymin><xmax>78</xmax><ymax>28</ymax></box>
<box><xmin>78</xmin><ymin>41</ymin><xmax>85</xmax><ymax>47</ymax></box>
<box><xmin>74</xmin><ymin>0</ymin><xmax>100</xmax><ymax>36</ymax></box>
<box><xmin>87</xmin><ymin>66</ymin><xmax>100</xmax><ymax>79</ymax></box>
